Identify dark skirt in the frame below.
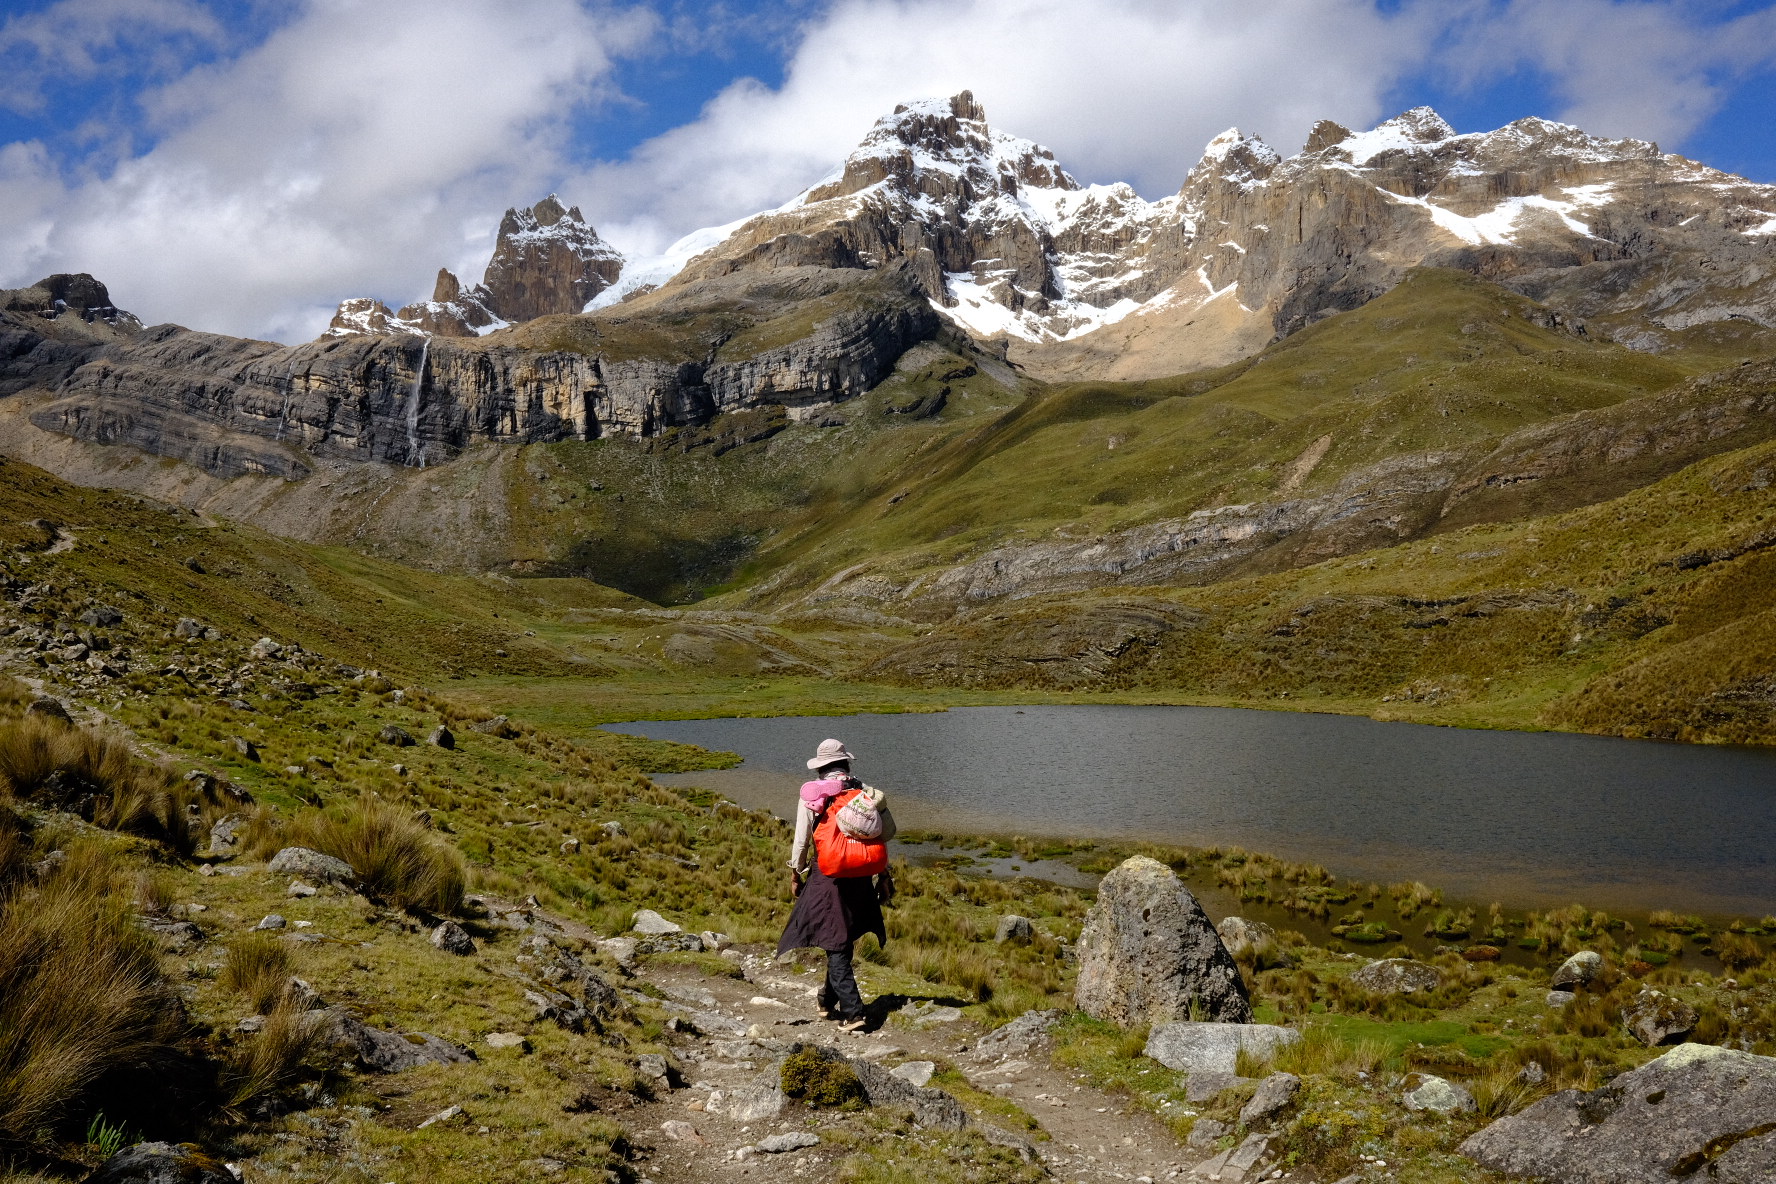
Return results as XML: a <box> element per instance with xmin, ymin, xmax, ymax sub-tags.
<box><xmin>777</xmin><ymin>866</ymin><xmax>886</xmax><ymax>954</ymax></box>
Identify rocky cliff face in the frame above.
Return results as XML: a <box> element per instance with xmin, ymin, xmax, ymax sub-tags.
<box><xmin>0</xmin><ymin>274</ymin><xmax>141</xmax><ymax>398</ymax></box>
<box><xmin>31</xmin><ymin>268</ymin><xmax>937</xmax><ymax>477</ymax></box>
<box><xmin>326</xmin><ymin>196</ymin><xmax>625</xmax><ymax>338</ymax></box>
<box><xmin>629</xmin><ymin>95</ymin><xmax>1776</xmax><ymax>380</ymax></box>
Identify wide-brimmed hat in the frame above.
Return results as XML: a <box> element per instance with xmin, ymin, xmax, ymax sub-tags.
<box><xmin>807</xmin><ymin>738</ymin><xmax>855</xmax><ymax>770</ymax></box>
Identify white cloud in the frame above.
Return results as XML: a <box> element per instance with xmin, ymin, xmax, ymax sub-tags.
<box><xmin>0</xmin><ymin>0</ymin><xmax>654</xmax><ymax>341</ymax></box>
<box><xmin>0</xmin><ymin>0</ymin><xmax>225</xmax><ymax>113</ymax></box>
<box><xmin>577</xmin><ymin>0</ymin><xmax>1438</xmax><ymax>255</ymax></box>
<box><xmin>1444</xmin><ymin>0</ymin><xmax>1776</xmax><ymax>147</ymax></box>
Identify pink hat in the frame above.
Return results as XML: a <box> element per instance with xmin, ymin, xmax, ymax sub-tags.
<box><xmin>806</xmin><ymin>738</ymin><xmax>855</xmax><ymax>770</ymax></box>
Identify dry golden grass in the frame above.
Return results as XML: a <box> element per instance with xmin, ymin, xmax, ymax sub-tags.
<box><xmin>218</xmin><ymin>996</ymin><xmax>321</xmax><ymax>1117</ymax></box>
<box><xmin>287</xmin><ymin>795</ymin><xmax>466</xmax><ymax>914</ymax></box>
<box><xmin>0</xmin><ymin>844</ymin><xmax>188</xmax><ymax>1151</ymax></box>
<box><xmin>219</xmin><ymin>933</ymin><xmax>296</xmax><ymax>1014</ymax></box>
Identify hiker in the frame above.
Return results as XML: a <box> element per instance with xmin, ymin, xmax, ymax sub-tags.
<box><xmin>777</xmin><ymin>738</ymin><xmax>896</xmax><ymax>1031</ymax></box>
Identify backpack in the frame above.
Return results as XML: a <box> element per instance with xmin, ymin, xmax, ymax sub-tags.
<box><xmin>815</xmin><ymin>786</ymin><xmax>890</xmax><ymax>878</ymax></box>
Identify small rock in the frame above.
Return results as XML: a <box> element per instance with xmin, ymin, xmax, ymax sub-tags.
<box><xmin>995</xmin><ymin>915</ymin><xmax>1034</xmax><ymax>945</ymax></box>
<box><xmin>717</xmin><ymin>1082</ymin><xmax>785</xmax><ymax>1122</ymax></box>
<box><xmin>313</xmin><ymin>1009</ymin><xmax>475</xmax><ymax>1072</ymax></box>
<box><xmin>559</xmin><ymin>836</ymin><xmax>580</xmax><ymax>855</ymax></box>
<box><xmin>700</xmin><ymin>930</ymin><xmax>733</xmax><ymax>952</ymax></box>
<box><xmin>1518</xmin><ymin>1060</ymin><xmax>1546</xmax><ymax>1086</ymax></box>
<box><xmin>431</xmin><ymin>921</ymin><xmax>476</xmax><ymax>956</ymax></box>
<box><xmin>659</xmin><ymin>1120</ymin><xmax>703</xmax><ymax>1144</ymax></box>
<box><xmin>207</xmin><ymin>814</ymin><xmax>246</xmax><ymax>859</ymax></box>
<box><xmin>1143</xmin><ymin>1022</ymin><xmax>1300</xmax><ymax>1074</ymax></box>
<box><xmin>230</xmin><ymin>737</ymin><xmax>259</xmax><ymax>761</ymax></box>
<box><xmin>184</xmin><ymin>558</ymin><xmax>206</xmax><ymax>574</ymax></box>
<box><xmin>636</xmin><ymin>1053</ymin><xmax>675</xmax><ymax>1087</ymax></box>
<box><xmin>598</xmin><ymin>937</ymin><xmax>638</xmax><ymax>967</ymax></box>
<box><xmin>485</xmin><ymin>1032</ymin><xmax>528</xmax><ymax>1051</ymax></box>
<box><xmin>417</xmin><ymin>1104</ymin><xmax>464</xmax><ymax>1129</ymax></box>
<box><xmin>80</xmin><ymin>606</ymin><xmax>123</xmax><ymax>627</ymax></box>
<box><xmin>1184</xmin><ymin>1071</ymin><xmax>1246</xmax><ymax>1103</ymax></box>
<box><xmin>974</xmin><ymin>1009</ymin><xmax>1061</xmax><ymax>1059</ymax></box>
<box><xmin>25</xmin><ymin>698</ymin><xmax>72</xmax><ymax>723</ymax></box>
<box><xmin>1350</xmin><ymin>958</ymin><xmax>1441</xmax><ymax>996</ymax></box>
<box><xmin>286</xmin><ymin>881</ymin><xmax>318</xmax><ymax>898</ymax></box>
<box><xmin>1403</xmin><ymin>1074</ymin><xmax>1476</xmax><ymax>1113</ymax></box>
<box><xmin>379</xmin><ymin>724</ymin><xmax>415</xmax><ymax>747</ymax></box>
<box><xmin>1187</xmin><ymin>1118</ymin><xmax>1229</xmax><ymax>1149</ymax></box>
<box><xmin>601</xmin><ymin>820</ymin><xmax>625</xmax><ymax>836</ymax></box>
<box><xmin>1239</xmin><ymin>1072</ymin><xmax>1301</xmax><ymax>1125</ymax></box>
<box><xmin>235</xmin><ymin>1016</ymin><xmax>265</xmax><ymax>1034</ymax></box>
<box><xmin>1551</xmin><ymin>950</ymin><xmax>1604</xmax><ymax>992</ymax></box>
<box><xmin>470</xmin><ymin>715</ymin><xmax>519</xmax><ymax>737</ymax></box>
<box><xmin>630</xmin><ymin>909</ymin><xmax>681</xmax><ymax>935</ymax></box>
<box><xmin>267</xmin><ymin>847</ymin><xmax>355</xmax><ymax>885</ymax></box>
<box><xmin>175</xmin><ymin>618</ymin><xmax>205</xmax><ymax>639</ymax></box>
<box><xmin>248</xmin><ymin>637</ymin><xmax>281</xmax><ymax>659</ymax></box>
<box><xmin>754</xmin><ymin>1132</ymin><xmax>819</xmax><ymax>1154</ymax></box>
<box><xmin>1623</xmin><ymin>988</ymin><xmax>1699</xmax><ymax>1046</ymax></box>
<box><xmin>254</xmin><ymin>914</ymin><xmax>287</xmax><ymax>931</ymax></box>
<box><xmin>84</xmin><ymin>1142</ymin><xmax>235</xmax><ymax>1184</ymax></box>
<box><xmin>665</xmin><ymin>984</ymin><xmax>718</xmax><ymax>1009</ymax></box>
<box><xmin>1546</xmin><ymin>989</ymin><xmax>1577</xmax><ymax>1008</ymax></box>
<box><xmin>428</xmin><ymin>725</ymin><xmax>454</xmax><ymax>749</ymax></box>
<box><xmin>891</xmin><ymin>1060</ymin><xmax>936</xmax><ymax>1088</ymax></box>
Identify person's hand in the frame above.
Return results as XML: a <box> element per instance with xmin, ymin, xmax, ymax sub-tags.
<box><xmin>875</xmin><ymin>870</ymin><xmax>895</xmax><ymax>907</ymax></box>
<box><xmin>790</xmin><ymin>870</ymin><xmax>804</xmax><ymax>898</ymax></box>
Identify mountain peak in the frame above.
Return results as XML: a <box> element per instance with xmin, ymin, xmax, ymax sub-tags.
<box><xmin>1188</xmin><ymin>127</ymin><xmax>1280</xmax><ymax>186</ymax></box>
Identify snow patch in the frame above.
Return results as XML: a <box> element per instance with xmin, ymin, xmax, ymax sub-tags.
<box><xmin>584</xmin><ymin>212</ymin><xmax>759</xmax><ymax>311</ymax></box>
<box><xmin>1745</xmin><ymin>213</ymin><xmax>1776</xmax><ymax>237</ymax></box>
<box><xmin>1384</xmin><ymin>185</ymin><xmax>1613</xmax><ymax>246</ymax></box>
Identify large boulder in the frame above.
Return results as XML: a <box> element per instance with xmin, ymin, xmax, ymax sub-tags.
<box><xmin>267</xmin><ymin>847</ymin><xmax>355</xmax><ymax>885</ymax></box>
<box><xmin>83</xmin><ymin>1142</ymin><xmax>235</xmax><ymax>1184</ymax></box>
<box><xmin>1349</xmin><ymin>958</ymin><xmax>1441</xmax><ymax>996</ymax></box>
<box><xmin>1460</xmin><ymin>1043</ymin><xmax>1776</xmax><ymax>1182</ymax></box>
<box><xmin>1623</xmin><ymin>988</ymin><xmax>1699</xmax><ymax>1047</ymax></box>
<box><xmin>312</xmin><ymin>1008</ymin><xmax>475</xmax><ymax>1072</ymax></box>
<box><xmin>1074</xmin><ymin>855</ymin><xmax>1252</xmax><ymax>1025</ymax></box>
<box><xmin>1552</xmin><ymin>950</ymin><xmax>1605</xmax><ymax>992</ymax></box>
<box><xmin>1143</xmin><ymin>1022</ymin><xmax>1299</xmax><ymax>1074</ymax></box>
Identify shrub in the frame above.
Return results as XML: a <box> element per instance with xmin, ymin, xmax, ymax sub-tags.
<box><xmin>220</xmin><ymin>933</ymin><xmax>294</xmax><ymax>1013</ymax></box>
<box><xmin>0</xmin><ymin>846</ymin><xmax>190</xmax><ymax>1151</ymax></box>
<box><xmin>289</xmin><ymin>795</ymin><xmax>465</xmax><ymax>913</ymax></box>
<box><xmin>780</xmin><ymin>1046</ymin><xmax>865</xmax><ymax>1108</ymax></box>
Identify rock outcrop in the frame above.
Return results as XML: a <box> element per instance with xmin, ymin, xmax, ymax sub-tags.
<box><xmin>326</xmin><ymin>195</ymin><xmax>624</xmax><ymax>338</ymax></box>
<box><xmin>1</xmin><ymin>273</ymin><xmax>141</xmax><ymax>398</ymax></box>
<box><xmin>1074</xmin><ymin>855</ymin><xmax>1253</xmax><ymax>1025</ymax></box>
<box><xmin>29</xmin><ymin>267</ymin><xmax>937</xmax><ymax>476</ymax></box>
<box><xmin>1460</xmin><ymin>1043</ymin><xmax>1776</xmax><ymax>1182</ymax></box>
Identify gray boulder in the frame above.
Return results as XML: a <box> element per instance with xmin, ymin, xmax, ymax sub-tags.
<box><xmin>1187</xmin><ymin>1118</ymin><xmax>1230</xmax><ymax>1149</ymax></box>
<box><xmin>974</xmin><ymin>1009</ymin><xmax>1061</xmax><ymax>1060</ymax></box>
<box><xmin>1074</xmin><ymin>855</ymin><xmax>1252</xmax><ymax>1026</ymax></box>
<box><xmin>1240</xmin><ymin>1072</ymin><xmax>1301</xmax><ymax>1125</ymax></box>
<box><xmin>379</xmin><ymin>724</ymin><xmax>415</xmax><ymax>747</ymax></box>
<box><xmin>80</xmin><ymin>606</ymin><xmax>123</xmax><ymax>627</ymax></box>
<box><xmin>82</xmin><ymin>1142</ymin><xmax>234</xmax><ymax>1184</ymax></box>
<box><xmin>1623</xmin><ymin>988</ymin><xmax>1699</xmax><ymax>1047</ymax></box>
<box><xmin>138</xmin><ymin>917</ymin><xmax>206</xmax><ymax>953</ymax></box>
<box><xmin>891</xmin><ymin>1060</ymin><xmax>936</xmax><ymax>1088</ymax></box>
<box><xmin>27</xmin><ymin>697</ymin><xmax>72</xmax><ymax>723</ymax></box>
<box><xmin>206</xmin><ymin>813</ymin><xmax>246</xmax><ymax>858</ymax></box>
<box><xmin>312</xmin><ymin>1009</ymin><xmax>474</xmax><ymax>1072</ymax></box>
<box><xmin>174</xmin><ymin>619</ymin><xmax>205</xmax><ymax>640</ymax></box>
<box><xmin>430</xmin><ymin>921</ymin><xmax>476</xmax><ymax>956</ymax></box>
<box><xmin>267</xmin><ymin>847</ymin><xmax>355</xmax><ymax>885</ymax></box>
<box><xmin>253</xmin><ymin>914</ymin><xmax>286</xmax><ymax>931</ymax></box>
<box><xmin>719</xmin><ymin>1082</ymin><xmax>786</xmax><ymax>1122</ymax></box>
<box><xmin>1403</xmin><ymin>1074</ymin><xmax>1476</xmax><ymax>1113</ymax></box>
<box><xmin>995</xmin><ymin>915</ymin><xmax>1034</xmax><ymax>944</ymax></box>
<box><xmin>1552</xmin><ymin>950</ymin><xmax>1604</xmax><ymax>992</ymax></box>
<box><xmin>630</xmin><ymin>908</ymin><xmax>681</xmax><ymax>935</ymax></box>
<box><xmin>755</xmin><ymin>1132</ymin><xmax>819</xmax><ymax>1153</ymax></box>
<box><xmin>1144</xmin><ymin>1022</ymin><xmax>1299</xmax><ymax>1074</ymax></box>
<box><xmin>1216</xmin><ymin>916</ymin><xmax>1275</xmax><ymax>959</ymax></box>
<box><xmin>850</xmin><ymin>1056</ymin><xmax>970</xmax><ymax>1130</ymax></box>
<box><xmin>428</xmin><ymin>725</ymin><xmax>454</xmax><ymax>749</ymax></box>
<box><xmin>1350</xmin><ymin>958</ymin><xmax>1441</xmax><ymax>996</ymax></box>
<box><xmin>1185</xmin><ymin>1071</ymin><xmax>1246</xmax><ymax>1102</ymax></box>
<box><xmin>1460</xmin><ymin>1043</ymin><xmax>1776</xmax><ymax>1182</ymax></box>
<box><xmin>248</xmin><ymin>636</ymin><xmax>281</xmax><ymax>659</ymax></box>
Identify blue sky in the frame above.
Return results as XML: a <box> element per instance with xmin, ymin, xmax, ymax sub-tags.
<box><xmin>1</xmin><ymin>0</ymin><xmax>1772</xmax><ymax>340</ymax></box>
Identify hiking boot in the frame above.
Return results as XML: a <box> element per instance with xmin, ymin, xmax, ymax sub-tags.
<box><xmin>816</xmin><ymin>984</ymin><xmax>840</xmax><ymax>1019</ymax></box>
<box><xmin>837</xmin><ymin>1016</ymin><xmax>867</xmax><ymax>1033</ymax></box>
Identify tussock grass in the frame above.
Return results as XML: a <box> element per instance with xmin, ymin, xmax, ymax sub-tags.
<box><xmin>218</xmin><ymin>996</ymin><xmax>321</xmax><ymax>1116</ymax></box>
<box><xmin>287</xmin><ymin>795</ymin><xmax>466</xmax><ymax>914</ymax></box>
<box><xmin>0</xmin><ymin>843</ymin><xmax>189</xmax><ymax>1151</ymax></box>
<box><xmin>220</xmin><ymin>933</ymin><xmax>295</xmax><ymax>1014</ymax></box>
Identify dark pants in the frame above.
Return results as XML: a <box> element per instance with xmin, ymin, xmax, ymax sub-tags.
<box><xmin>824</xmin><ymin>942</ymin><xmax>863</xmax><ymax>1019</ymax></box>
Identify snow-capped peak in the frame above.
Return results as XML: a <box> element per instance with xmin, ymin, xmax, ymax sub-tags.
<box><xmin>1337</xmin><ymin>106</ymin><xmax>1458</xmax><ymax>164</ymax></box>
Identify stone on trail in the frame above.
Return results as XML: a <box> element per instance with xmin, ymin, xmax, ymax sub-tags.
<box><xmin>1402</xmin><ymin>1074</ymin><xmax>1475</xmax><ymax>1114</ymax></box>
<box><xmin>1144</xmin><ymin>1022</ymin><xmax>1299</xmax><ymax>1074</ymax></box>
<box><xmin>755</xmin><ymin>1132</ymin><xmax>819</xmax><ymax>1153</ymax></box>
<box><xmin>1349</xmin><ymin>958</ymin><xmax>1441</xmax><ymax>996</ymax></box>
<box><xmin>714</xmin><ymin>1082</ymin><xmax>785</xmax><ymax>1122</ymax></box>
<box><xmin>430</xmin><ymin>920</ymin><xmax>476</xmax><ymax>955</ymax></box>
<box><xmin>267</xmin><ymin>846</ymin><xmax>356</xmax><ymax>885</ymax></box>
<box><xmin>1074</xmin><ymin>855</ymin><xmax>1252</xmax><ymax>1026</ymax></box>
<box><xmin>630</xmin><ymin>908</ymin><xmax>681</xmax><ymax>935</ymax></box>
<box><xmin>995</xmin><ymin>914</ymin><xmax>1034</xmax><ymax>944</ymax></box>
<box><xmin>1552</xmin><ymin>950</ymin><xmax>1604</xmax><ymax>991</ymax></box>
<box><xmin>83</xmin><ymin>1141</ymin><xmax>236</xmax><ymax>1184</ymax></box>
<box><xmin>1240</xmin><ymin>1073</ymin><xmax>1301</xmax><ymax>1125</ymax></box>
<box><xmin>1460</xmin><ymin>1043</ymin><xmax>1776</xmax><ymax>1182</ymax></box>
<box><xmin>890</xmin><ymin>1060</ymin><xmax>936</xmax><ymax>1087</ymax></box>
<box><xmin>1623</xmin><ymin>987</ymin><xmax>1699</xmax><ymax>1046</ymax></box>
<box><xmin>973</xmin><ymin>1009</ymin><xmax>1060</xmax><ymax>1060</ymax></box>
<box><xmin>659</xmin><ymin>1120</ymin><xmax>703</xmax><ymax>1144</ymax></box>
<box><xmin>700</xmin><ymin>930</ymin><xmax>733</xmax><ymax>951</ymax></box>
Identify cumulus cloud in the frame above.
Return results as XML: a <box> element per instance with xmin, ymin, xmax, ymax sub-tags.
<box><xmin>0</xmin><ymin>0</ymin><xmax>653</xmax><ymax>341</ymax></box>
<box><xmin>1443</xmin><ymin>0</ymin><xmax>1776</xmax><ymax>146</ymax></box>
<box><xmin>0</xmin><ymin>0</ymin><xmax>225</xmax><ymax>113</ymax></box>
<box><xmin>577</xmin><ymin>0</ymin><xmax>1437</xmax><ymax>255</ymax></box>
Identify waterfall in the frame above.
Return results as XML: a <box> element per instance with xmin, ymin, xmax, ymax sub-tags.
<box><xmin>405</xmin><ymin>337</ymin><xmax>429</xmax><ymax>468</ymax></box>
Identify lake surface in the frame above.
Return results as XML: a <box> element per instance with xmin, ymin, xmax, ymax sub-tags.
<box><xmin>605</xmin><ymin>705</ymin><xmax>1776</xmax><ymax>916</ymax></box>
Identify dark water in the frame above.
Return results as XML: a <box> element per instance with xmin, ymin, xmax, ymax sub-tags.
<box><xmin>605</xmin><ymin>705</ymin><xmax>1776</xmax><ymax>916</ymax></box>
